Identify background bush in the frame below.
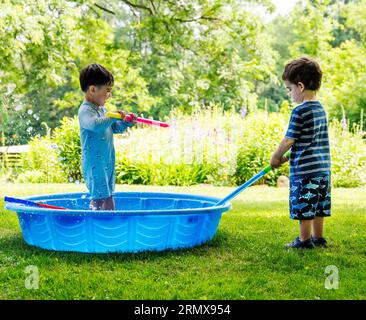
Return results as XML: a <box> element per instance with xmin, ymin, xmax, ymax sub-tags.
<box><xmin>52</xmin><ymin>117</ymin><xmax>82</xmax><ymax>182</ymax></box>
<box><xmin>18</xmin><ymin>136</ymin><xmax>67</xmax><ymax>183</ymax></box>
<box><xmin>14</xmin><ymin>105</ymin><xmax>366</xmax><ymax>188</ymax></box>
<box><xmin>2</xmin><ymin>1</ymin><xmax>366</xmax><ymax>145</ymax></box>
<box><xmin>330</xmin><ymin>120</ymin><xmax>366</xmax><ymax>187</ymax></box>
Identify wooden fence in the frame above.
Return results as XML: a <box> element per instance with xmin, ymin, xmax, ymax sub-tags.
<box><xmin>0</xmin><ymin>145</ymin><xmax>29</xmax><ymax>169</ymax></box>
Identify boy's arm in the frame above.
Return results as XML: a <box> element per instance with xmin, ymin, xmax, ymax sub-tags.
<box><xmin>271</xmin><ymin>108</ymin><xmax>302</xmax><ymax>168</ymax></box>
<box><xmin>111</xmin><ymin>120</ymin><xmax>135</xmax><ymax>134</ymax></box>
<box><xmin>270</xmin><ymin>138</ymin><xmax>294</xmax><ymax>169</ymax></box>
<box><xmin>111</xmin><ymin>111</ymin><xmax>136</xmax><ymax>134</ymax></box>
<box><xmin>78</xmin><ymin>106</ymin><xmax>116</xmax><ymax>133</ymax></box>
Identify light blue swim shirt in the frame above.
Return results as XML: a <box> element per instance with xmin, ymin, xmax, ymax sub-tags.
<box><xmin>78</xmin><ymin>101</ymin><xmax>134</xmax><ymax>200</ymax></box>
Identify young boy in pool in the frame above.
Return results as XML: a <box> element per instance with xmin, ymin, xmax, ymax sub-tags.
<box><xmin>270</xmin><ymin>57</ymin><xmax>331</xmax><ymax>249</ymax></box>
<box><xmin>78</xmin><ymin>63</ymin><xmax>137</xmax><ymax>210</ymax></box>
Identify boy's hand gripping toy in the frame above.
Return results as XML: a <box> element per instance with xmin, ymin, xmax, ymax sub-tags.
<box><xmin>215</xmin><ymin>151</ymin><xmax>291</xmax><ymax>206</ymax></box>
<box><xmin>106</xmin><ymin>111</ymin><xmax>170</xmax><ymax>128</ymax></box>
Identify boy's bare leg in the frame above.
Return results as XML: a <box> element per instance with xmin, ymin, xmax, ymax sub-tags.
<box><xmin>299</xmin><ymin>220</ymin><xmax>312</xmax><ymax>241</ymax></box>
<box><xmin>312</xmin><ymin>217</ymin><xmax>324</xmax><ymax>239</ymax></box>
<box><xmin>90</xmin><ymin>196</ymin><xmax>115</xmax><ymax>211</ymax></box>
<box><xmin>101</xmin><ymin>196</ymin><xmax>115</xmax><ymax>210</ymax></box>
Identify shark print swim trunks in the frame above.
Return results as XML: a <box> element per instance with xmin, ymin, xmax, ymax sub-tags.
<box><xmin>289</xmin><ymin>174</ymin><xmax>331</xmax><ymax>220</ymax></box>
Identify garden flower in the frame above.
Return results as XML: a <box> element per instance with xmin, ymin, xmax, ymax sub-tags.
<box><xmin>341</xmin><ymin>117</ymin><xmax>347</xmax><ymax>131</ymax></box>
<box><xmin>240</xmin><ymin>107</ymin><xmax>247</xmax><ymax>119</ymax></box>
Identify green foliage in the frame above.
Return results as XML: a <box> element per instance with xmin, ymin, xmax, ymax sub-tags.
<box><xmin>0</xmin><ymin>0</ymin><xmax>152</xmax><ymax>144</ymax></box>
<box><xmin>18</xmin><ymin>136</ymin><xmax>66</xmax><ymax>183</ymax></box>
<box><xmin>15</xmin><ymin>106</ymin><xmax>366</xmax><ymax>187</ymax></box>
<box><xmin>330</xmin><ymin>120</ymin><xmax>366</xmax><ymax>187</ymax></box>
<box><xmin>2</xmin><ymin>0</ymin><xmax>366</xmax><ymax>187</ymax></box>
<box><xmin>288</xmin><ymin>0</ymin><xmax>335</xmax><ymax>58</ymax></box>
<box><xmin>116</xmin><ymin>158</ymin><xmax>214</xmax><ymax>186</ymax></box>
<box><xmin>0</xmin><ymin>0</ymin><xmax>279</xmax><ymax>145</ymax></box>
<box><xmin>115</xmin><ymin>105</ymin><xmax>239</xmax><ymax>186</ymax></box>
<box><xmin>17</xmin><ymin>116</ymin><xmax>82</xmax><ymax>183</ymax></box>
<box><xmin>1</xmin><ymin>0</ymin><xmax>366</xmax><ymax>143</ymax></box>
<box><xmin>318</xmin><ymin>0</ymin><xmax>366</xmax><ymax>129</ymax></box>
<box><xmin>234</xmin><ymin>112</ymin><xmax>290</xmax><ymax>186</ymax></box>
<box><xmin>109</xmin><ymin>0</ymin><xmax>278</xmax><ymax>116</ymax></box>
<box><xmin>0</xmin><ymin>0</ymin><xmax>84</xmax><ymax>144</ymax></box>
<box><xmin>267</xmin><ymin>0</ymin><xmax>366</xmax><ymax>129</ymax></box>
<box><xmin>344</xmin><ymin>0</ymin><xmax>366</xmax><ymax>43</ymax></box>
<box><xmin>320</xmin><ymin>40</ymin><xmax>366</xmax><ymax>129</ymax></box>
<box><xmin>52</xmin><ymin>117</ymin><xmax>82</xmax><ymax>181</ymax></box>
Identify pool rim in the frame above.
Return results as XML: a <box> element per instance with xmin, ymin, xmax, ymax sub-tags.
<box><xmin>5</xmin><ymin>191</ymin><xmax>232</xmax><ymax>217</ymax></box>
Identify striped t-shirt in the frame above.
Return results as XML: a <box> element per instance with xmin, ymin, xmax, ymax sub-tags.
<box><xmin>285</xmin><ymin>101</ymin><xmax>331</xmax><ymax>177</ymax></box>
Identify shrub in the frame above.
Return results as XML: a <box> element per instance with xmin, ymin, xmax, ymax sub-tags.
<box><xmin>18</xmin><ymin>136</ymin><xmax>67</xmax><ymax>183</ymax></box>
<box><xmin>330</xmin><ymin>120</ymin><xmax>366</xmax><ymax>187</ymax></box>
<box><xmin>234</xmin><ymin>111</ymin><xmax>290</xmax><ymax>186</ymax></box>
<box><xmin>52</xmin><ymin>116</ymin><xmax>82</xmax><ymax>181</ymax></box>
<box><xmin>17</xmin><ymin>104</ymin><xmax>366</xmax><ymax>187</ymax></box>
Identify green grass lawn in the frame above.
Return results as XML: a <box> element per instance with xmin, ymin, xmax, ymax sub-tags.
<box><xmin>0</xmin><ymin>183</ymin><xmax>365</xmax><ymax>300</ymax></box>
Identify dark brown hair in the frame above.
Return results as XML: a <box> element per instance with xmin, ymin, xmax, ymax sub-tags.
<box><xmin>79</xmin><ymin>63</ymin><xmax>114</xmax><ymax>92</ymax></box>
<box><xmin>282</xmin><ymin>57</ymin><xmax>322</xmax><ymax>91</ymax></box>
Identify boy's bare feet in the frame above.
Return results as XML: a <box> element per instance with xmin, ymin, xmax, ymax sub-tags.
<box><xmin>89</xmin><ymin>196</ymin><xmax>115</xmax><ymax>210</ymax></box>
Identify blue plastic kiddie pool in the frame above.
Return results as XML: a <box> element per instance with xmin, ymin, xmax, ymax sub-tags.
<box><xmin>5</xmin><ymin>158</ymin><xmax>283</xmax><ymax>253</ymax></box>
<box><xmin>5</xmin><ymin>192</ymin><xmax>231</xmax><ymax>253</ymax></box>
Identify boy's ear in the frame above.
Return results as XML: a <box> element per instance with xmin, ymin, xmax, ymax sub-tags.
<box><xmin>89</xmin><ymin>85</ymin><xmax>96</xmax><ymax>94</ymax></box>
<box><xmin>297</xmin><ymin>82</ymin><xmax>305</xmax><ymax>92</ymax></box>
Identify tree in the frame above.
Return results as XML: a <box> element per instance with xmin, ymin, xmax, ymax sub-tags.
<box><xmin>266</xmin><ymin>0</ymin><xmax>366</xmax><ymax>128</ymax></box>
<box><xmin>0</xmin><ymin>0</ymin><xmax>151</xmax><ymax>145</ymax></box>
<box><xmin>99</xmin><ymin>0</ymin><xmax>278</xmax><ymax>116</ymax></box>
<box><xmin>320</xmin><ymin>0</ymin><xmax>366</xmax><ymax>128</ymax></box>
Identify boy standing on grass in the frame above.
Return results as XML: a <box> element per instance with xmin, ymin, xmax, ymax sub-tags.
<box><xmin>270</xmin><ymin>57</ymin><xmax>331</xmax><ymax>249</ymax></box>
<box><xmin>78</xmin><ymin>63</ymin><xmax>137</xmax><ymax>210</ymax></box>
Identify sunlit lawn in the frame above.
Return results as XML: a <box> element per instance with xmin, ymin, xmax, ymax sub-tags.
<box><xmin>0</xmin><ymin>183</ymin><xmax>365</xmax><ymax>300</ymax></box>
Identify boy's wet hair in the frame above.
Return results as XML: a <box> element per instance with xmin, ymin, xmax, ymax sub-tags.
<box><xmin>79</xmin><ymin>63</ymin><xmax>114</xmax><ymax>92</ymax></box>
<box><xmin>282</xmin><ymin>57</ymin><xmax>322</xmax><ymax>91</ymax></box>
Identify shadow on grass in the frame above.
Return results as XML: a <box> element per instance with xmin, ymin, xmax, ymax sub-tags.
<box><xmin>0</xmin><ymin>229</ymin><xmax>232</xmax><ymax>265</ymax></box>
